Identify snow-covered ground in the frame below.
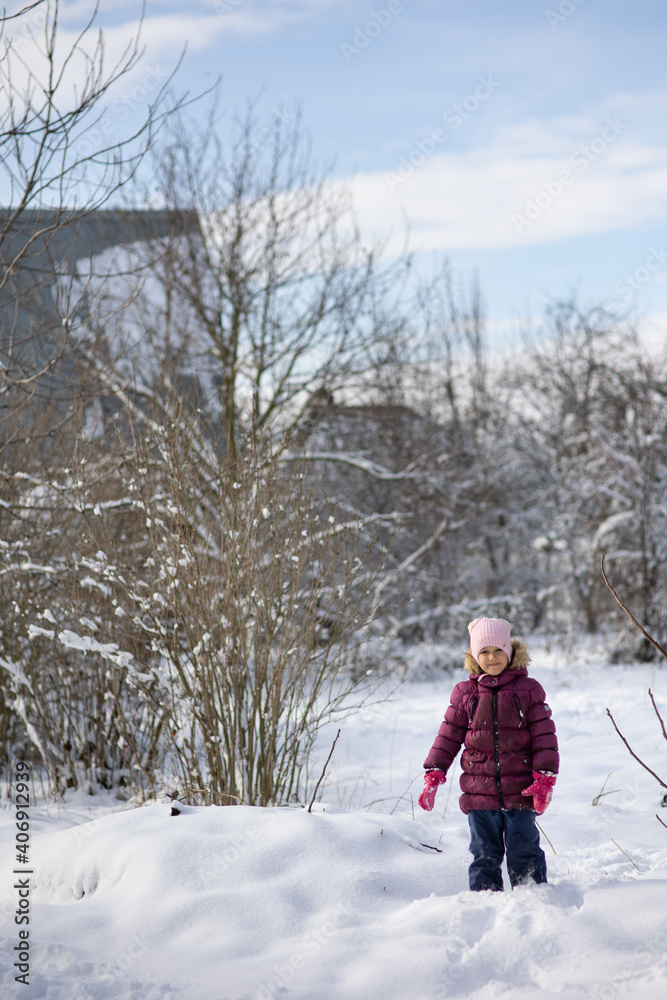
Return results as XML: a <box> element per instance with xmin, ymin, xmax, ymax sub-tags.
<box><xmin>2</xmin><ymin>641</ymin><xmax>666</xmax><ymax>999</ymax></box>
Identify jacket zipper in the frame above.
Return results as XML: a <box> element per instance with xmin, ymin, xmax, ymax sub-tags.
<box><xmin>492</xmin><ymin>689</ymin><xmax>505</xmax><ymax>810</ymax></box>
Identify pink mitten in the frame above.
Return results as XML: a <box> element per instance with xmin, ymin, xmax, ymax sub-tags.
<box><xmin>418</xmin><ymin>770</ymin><xmax>446</xmax><ymax>811</ymax></box>
<box><xmin>521</xmin><ymin>771</ymin><xmax>556</xmax><ymax>814</ymax></box>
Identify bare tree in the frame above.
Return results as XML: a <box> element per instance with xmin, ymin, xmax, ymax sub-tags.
<box><xmin>509</xmin><ymin>301</ymin><xmax>667</xmax><ymax>647</ymax></box>
<box><xmin>0</xmin><ymin>0</ymin><xmax>193</xmax><ymax>777</ymax></box>
<box><xmin>121</xmin><ymin>98</ymin><xmax>411</xmax><ymax>462</ymax></box>
<box><xmin>0</xmin><ymin>0</ymin><xmax>186</xmax><ymax>393</ymax></box>
<box><xmin>0</xmin><ymin>0</ymin><xmax>177</xmax><ymax>271</ymax></box>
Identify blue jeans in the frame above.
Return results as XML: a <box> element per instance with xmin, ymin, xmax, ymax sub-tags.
<box><xmin>467</xmin><ymin>809</ymin><xmax>547</xmax><ymax>891</ymax></box>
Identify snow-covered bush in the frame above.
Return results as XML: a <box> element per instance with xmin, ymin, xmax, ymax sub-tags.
<box><xmin>2</xmin><ymin>391</ymin><xmax>385</xmax><ymax>805</ymax></box>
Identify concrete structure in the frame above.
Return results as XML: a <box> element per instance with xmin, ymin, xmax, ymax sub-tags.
<box><xmin>0</xmin><ymin>208</ymin><xmax>199</xmax><ymax>391</ymax></box>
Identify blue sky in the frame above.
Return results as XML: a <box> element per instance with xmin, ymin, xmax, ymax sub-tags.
<box><xmin>26</xmin><ymin>1</ymin><xmax>667</xmax><ymax>345</ymax></box>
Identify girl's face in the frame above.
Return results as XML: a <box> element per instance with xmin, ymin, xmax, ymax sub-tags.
<box><xmin>477</xmin><ymin>646</ymin><xmax>509</xmax><ymax>675</ymax></box>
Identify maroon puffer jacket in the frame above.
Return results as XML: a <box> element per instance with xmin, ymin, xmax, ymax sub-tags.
<box><xmin>423</xmin><ymin>641</ymin><xmax>558</xmax><ymax>813</ymax></box>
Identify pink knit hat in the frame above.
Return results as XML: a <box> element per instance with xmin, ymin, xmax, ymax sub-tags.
<box><xmin>468</xmin><ymin>618</ymin><xmax>513</xmax><ymax>664</ymax></box>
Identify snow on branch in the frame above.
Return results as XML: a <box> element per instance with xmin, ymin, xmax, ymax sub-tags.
<box><xmin>56</xmin><ymin>629</ymin><xmax>136</xmax><ymax>671</ymax></box>
<box><xmin>282</xmin><ymin>450</ymin><xmax>442</xmax><ymax>489</ymax></box>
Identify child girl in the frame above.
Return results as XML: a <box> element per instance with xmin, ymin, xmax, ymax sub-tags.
<box><xmin>419</xmin><ymin>617</ymin><xmax>558</xmax><ymax>892</ymax></box>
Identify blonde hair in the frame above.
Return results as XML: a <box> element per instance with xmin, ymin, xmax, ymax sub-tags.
<box><xmin>463</xmin><ymin>639</ymin><xmax>523</xmax><ymax>675</ymax></box>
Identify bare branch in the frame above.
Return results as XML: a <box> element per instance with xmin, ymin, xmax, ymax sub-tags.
<box><xmin>371</xmin><ymin>511</ymin><xmax>467</xmax><ymax>615</ymax></box>
<box><xmin>307</xmin><ymin>728</ymin><xmax>340</xmax><ymax>813</ymax></box>
<box><xmin>606</xmin><ymin>708</ymin><xmax>667</xmax><ymax>790</ymax></box>
<box><xmin>610</xmin><ymin>838</ymin><xmax>640</xmax><ymax>870</ymax></box>
<box><xmin>648</xmin><ymin>689</ymin><xmax>667</xmax><ymax>742</ymax></box>
<box><xmin>600</xmin><ymin>555</ymin><xmax>667</xmax><ymax>660</ymax></box>
<box><xmin>0</xmin><ymin>2</ymin><xmax>45</xmax><ymax>23</ymax></box>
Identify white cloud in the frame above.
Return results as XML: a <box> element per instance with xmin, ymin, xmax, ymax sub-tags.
<box><xmin>121</xmin><ymin>0</ymin><xmax>353</xmax><ymax>42</ymax></box>
<box><xmin>348</xmin><ymin>113</ymin><xmax>667</xmax><ymax>254</ymax></box>
<box><xmin>0</xmin><ymin>4</ymin><xmax>262</xmax><ymax>125</ymax></box>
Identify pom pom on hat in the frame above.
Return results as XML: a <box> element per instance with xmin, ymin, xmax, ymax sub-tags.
<box><xmin>468</xmin><ymin>617</ymin><xmax>512</xmax><ymax>664</ymax></box>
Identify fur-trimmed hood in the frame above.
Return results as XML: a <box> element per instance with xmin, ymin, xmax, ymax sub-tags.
<box><xmin>463</xmin><ymin>637</ymin><xmax>530</xmax><ymax>675</ymax></box>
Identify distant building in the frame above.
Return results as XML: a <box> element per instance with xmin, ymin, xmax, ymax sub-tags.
<box><xmin>1</xmin><ymin>208</ymin><xmax>199</xmax><ymax>390</ymax></box>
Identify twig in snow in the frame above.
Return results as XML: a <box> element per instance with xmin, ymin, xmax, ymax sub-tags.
<box><xmin>536</xmin><ymin>821</ymin><xmax>557</xmax><ymax>855</ymax></box>
<box><xmin>308</xmin><ymin>729</ymin><xmax>340</xmax><ymax>813</ymax></box>
<box><xmin>441</xmin><ymin>773</ymin><xmax>453</xmax><ymax>818</ymax></box>
<box><xmin>389</xmin><ymin>775</ymin><xmax>419</xmax><ymax>816</ymax></box>
<box><xmin>362</xmin><ymin>795</ymin><xmax>405</xmax><ymax>809</ymax></box>
<box><xmin>592</xmin><ymin>772</ymin><xmax>620</xmax><ymax>806</ymax></box>
<box><xmin>591</xmin><ymin>788</ymin><xmax>620</xmax><ymax>806</ymax></box>
<box><xmin>610</xmin><ymin>838</ymin><xmax>640</xmax><ymax>870</ymax></box>
<box><xmin>401</xmin><ymin>835</ymin><xmax>442</xmax><ymax>853</ymax></box>
<box><xmin>656</xmin><ymin>814</ymin><xmax>667</xmax><ymax>832</ymax></box>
